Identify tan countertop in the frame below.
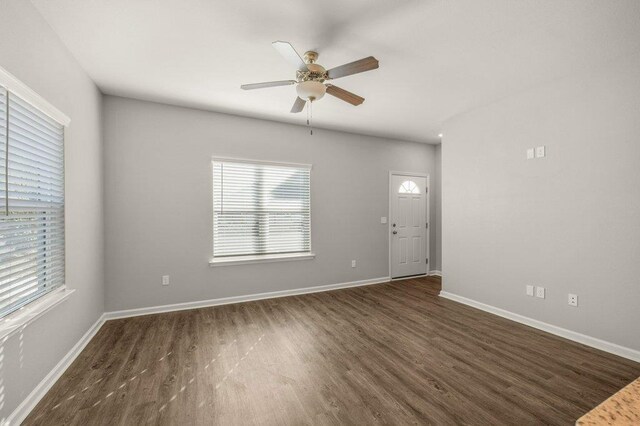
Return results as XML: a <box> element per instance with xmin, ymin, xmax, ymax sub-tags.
<box><xmin>576</xmin><ymin>377</ymin><xmax>640</xmax><ymax>425</ymax></box>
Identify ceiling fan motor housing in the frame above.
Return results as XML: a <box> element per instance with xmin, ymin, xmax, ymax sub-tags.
<box><xmin>297</xmin><ymin>63</ymin><xmax>328</xmax><ymax>81</ymax></box>
<box><xmin>296</xmin><ymin>58</ymin><xmax>328</xmax><ymax>101</ymax></box>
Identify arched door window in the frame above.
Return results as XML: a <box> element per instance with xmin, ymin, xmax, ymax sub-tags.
<box><xmin>398</xmin><ymin>180</ymin><xmax>420</xmax><ymax>194</ymax></box>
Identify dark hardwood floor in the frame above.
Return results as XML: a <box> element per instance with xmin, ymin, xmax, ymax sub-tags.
<box><xmin>24</xmin><ymin>276</ymin><xmax>640</xmax><ymax>425</ymax></box>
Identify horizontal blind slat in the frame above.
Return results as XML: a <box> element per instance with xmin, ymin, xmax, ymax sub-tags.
<box><xmin>0</xmin><ymin>274</ymin><xmax>64</xmax><ymax>310</ymax></box>
<box><xmin>0</xmin><ymin>239</ymin><xmax>65</xmax><ymax>258</ymax></box>
<box><xmin>0</xmin><ymin>254</ymin><xmax>63</xmax><ymax>279</ymax></box>
<box><xmin>0</xmin><ymin>286</ymin><xmax>58</xmax><ymax>318</ymax></box>
<box><xmin>6</xmin><ymin>153</ymin><xmax>63</xmax><ymax>177</ymax></box>
<box><xmin>0</xmin><ymin>265</ymin><xmax>65</xmax><ymax>294</ymax></box>
<box><xmin>0</xmin><ymin>246</ymin><xmax>64</xmax><ymax>268</ymax></box>
<box><xmin>6</xmin><ymin>120</ymin><xmax>63</xmax><ymax>154</ymax></box>
<box><xmin>2</xmin><ymin>154</ymin><xmax>64</xmax><ymax>182</ymax></box>
<box><xmin>7</xmin><ymin>136</ymin><xmax>63</xmax><ymax>165</ymax></box>
<box><xmin>10</xmin><ymin>94</ymin><xmax>63</xmax><ymax>134</ymax></box>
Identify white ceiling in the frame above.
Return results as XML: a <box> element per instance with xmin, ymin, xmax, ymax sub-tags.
<box><xmin>31</xmin><ymin>0</ymin><xmax>640</xmax><ymax>144</ymax></box>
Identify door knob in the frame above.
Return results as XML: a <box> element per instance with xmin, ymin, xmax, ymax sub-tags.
<box><xmin>392</xmin><ymin>230</ymin><xmax>397</xmax><ymax>235</ymax></box>
<box><xmin>392</xmin><ymin>223</ymin><xmax>396</xmax><ymax>227</ymax></box>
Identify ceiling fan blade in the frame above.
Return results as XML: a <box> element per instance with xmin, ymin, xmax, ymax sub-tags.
<box><xmin>290</xmin><ymin>97</ymin><xmax>306</xmax><ymax>113</ymax></box>
<box><xmin>325</xmin><ymin>84</ymin><xmax>365</xmax><ymax>106</ymax></box>
<box><xmin>327</xmin><ymin>56</ymin><xmax>379</xmax><ymax>80</ymax></box>
<box><xmin>272</xmin><ymin>41</ymin><xmax>308</xmax><ymax>71</ymax></box>
<box><xmin>240</xmin><ymin>80</ymin><xmax>296</xmax><ymax>90</ymax></box>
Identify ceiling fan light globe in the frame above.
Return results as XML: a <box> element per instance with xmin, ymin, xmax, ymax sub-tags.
<box><xmin>296</xmin><ymin>80</ymin><xmax>326</xmax><ymax>101</ymax></box>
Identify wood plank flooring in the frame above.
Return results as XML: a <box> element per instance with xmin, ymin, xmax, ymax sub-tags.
<box><xmin>24</xmin><ymin>277</ymin><xmax>640</xmax><ymax>425</ymax></box>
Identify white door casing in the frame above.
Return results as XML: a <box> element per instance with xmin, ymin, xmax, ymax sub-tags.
<box><xmin>390</xmin><ymin>173</ymin><xmax>428</xmax><ymax>278</ymax></box>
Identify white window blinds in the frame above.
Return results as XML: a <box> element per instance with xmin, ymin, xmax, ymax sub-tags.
<box><xmin>212</xmin><ymin>160</ymin><xmax>311</xmax><ymax>258</ymax></box>
<box><xmin>0</xmin><ymin>87</ymin><xmax>65</xmax><ymax>318</ymax></box>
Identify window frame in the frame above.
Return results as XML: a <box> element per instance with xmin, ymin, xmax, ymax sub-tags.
<box><xmin>0</xmin><ymin>65</ymin><xmax>71</xmax><ymax>335</ymax></box>
<box><xmin>209</xmin><ymin>157</ymin><xmax>315</xmax><ymax>266</ymax></box>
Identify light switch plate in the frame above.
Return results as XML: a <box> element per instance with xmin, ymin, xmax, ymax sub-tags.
<box><xmin>526</xmin><ymin>148</ymin><xmax>535</xmax><ymax>160</ymax></box>
<box><xmin>535</xmin><ymin>286</ymin><xmax>545</xmax><ymax>299</ymax></box>
<box><xmin>381</xmin><ymin>217</ymin><xmax>387</xmax><ymax>224</ymax></box>
<box><xmin>535</xmin><ymin>146</ymin><xmax>546</xmax><ymax>158</ymax></box>
<box><xmin>526</xmin><ymin>285</ymin><xmax>534</xmax><ymax>296</ymax></box>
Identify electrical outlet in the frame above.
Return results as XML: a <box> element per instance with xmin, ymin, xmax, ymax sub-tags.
<box><xmin>535</xmin><ymin>286</ymin><xmax>545</xmax><ymax>299</ymax></box>
<box><xmin>381</xmin><ymin>217</ymin><xmax>387</xmax><ymax>224</ymax></box>
<box><xmin>162</xmin><ymin>275</ymin><xmax>170</xmax><ymax>286</ymax></box>
<box><xmin>568</xmin><ymin>294</ymin><xmax>578</xmax><ymax>307</ymax></box>
<box><xmin>535</xmin><ymin>146</ymin><xmax>546</xmax><ymax>158</ymax></box>
<box><xmin>351</xmin><ymin>260</ymin><xmax>356</xmax><ymax>268</ymax></box>
<box><xmin>526</xmin><ymin>285</ymin><xmax>534</xmax><ymax>296</ymax></box>
<box><xmin>526</xmin><ymin>148</ymin><xmax>535</xmax><ymax>160</ymax></box>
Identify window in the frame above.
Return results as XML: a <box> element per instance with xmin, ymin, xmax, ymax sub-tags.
<box><xmin>212</xmin><ymin>159</ymin><xmax>311</xmax><ymax>263</ymax></box>
<box><xmin>0</xmin><ymin>87</ymin><xmax>65</xmax><ymax>318</ymax></box>
<box><xmin>399</xmin><ymin>180</ymin><xmax>420</xmax><ymax>194</ymax></box>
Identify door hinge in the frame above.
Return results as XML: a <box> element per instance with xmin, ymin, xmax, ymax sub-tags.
<box><xmin>426</xmin><ymin>222</ymin><xmax>429</xmax><ymax>229</ymax></box>
<box><xmin>426</xmin><ymin>187</ymin><xmax>429</xmax><ymax>194</ymax></box>
<box><xmin>426</xmin><ymin>258</ymin><xmax>429</xmax><ymax>264</ymax></box>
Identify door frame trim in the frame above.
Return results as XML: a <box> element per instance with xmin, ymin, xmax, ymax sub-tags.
<box><xmin>388</xmin><ymin>171</ymin><xmax>430</xmax><ymax>279</ymax></box>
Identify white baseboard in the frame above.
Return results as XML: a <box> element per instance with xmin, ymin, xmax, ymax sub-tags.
<box><xmin>105</xmin><ymin>276</ymin><xmax>391</xmax><ymax>320</ymax></box>
<box><xmin>439</xmin><ymin>291</ymin><xmax>640</xmax><ymax>363</ymax></box>
<box><xmin>6</xmin><ymin>314</ymin><xmax>106</xmax><ymax>426</ymax></box>
<box><xmin>428</xmin><ymin>270</ymin><xmax>442</xmax><ymax>277</ymax></box>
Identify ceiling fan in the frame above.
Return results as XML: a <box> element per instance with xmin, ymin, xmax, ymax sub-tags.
<box><xmin>241</xmin><ymin>41</ymin><xmax>379</xmax><ymax>113</ymax></box>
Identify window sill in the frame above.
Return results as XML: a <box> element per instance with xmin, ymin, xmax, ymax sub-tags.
<box><xmin>209</xmin><ymin>252</ymin><xmax>316</xmax><ymax>267</ymax></box>
<box><xmin>0</xmin><ymin>286</ymin><xmax>75</xmax><ymax>340</ymax></box>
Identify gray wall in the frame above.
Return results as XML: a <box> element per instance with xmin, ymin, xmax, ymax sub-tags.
<box><xmin>0</xmin><ymin>0</ymin><xmax>104</xmax><ymax>420</ymax></box>
<box><xmin>442</xmin><ymin>52</ymin><xmax>640</xmax><ymax>351</ymax></box>
<box><xmin>103</xmin><ymin>96</ymin><xmax>438</xmax><ymax>311</ymax></box>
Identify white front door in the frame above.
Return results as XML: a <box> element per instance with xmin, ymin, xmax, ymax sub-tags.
<box><xmin>390</xmin><ymin>174</ymin><xmax>427</xmax><ymax>278</ymax></box>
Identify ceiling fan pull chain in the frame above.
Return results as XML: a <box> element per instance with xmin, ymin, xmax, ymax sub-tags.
<box><xmin>310</xmin><ymin>100</ymin><xmax>313</xmax><ymax>135</ymax></box>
